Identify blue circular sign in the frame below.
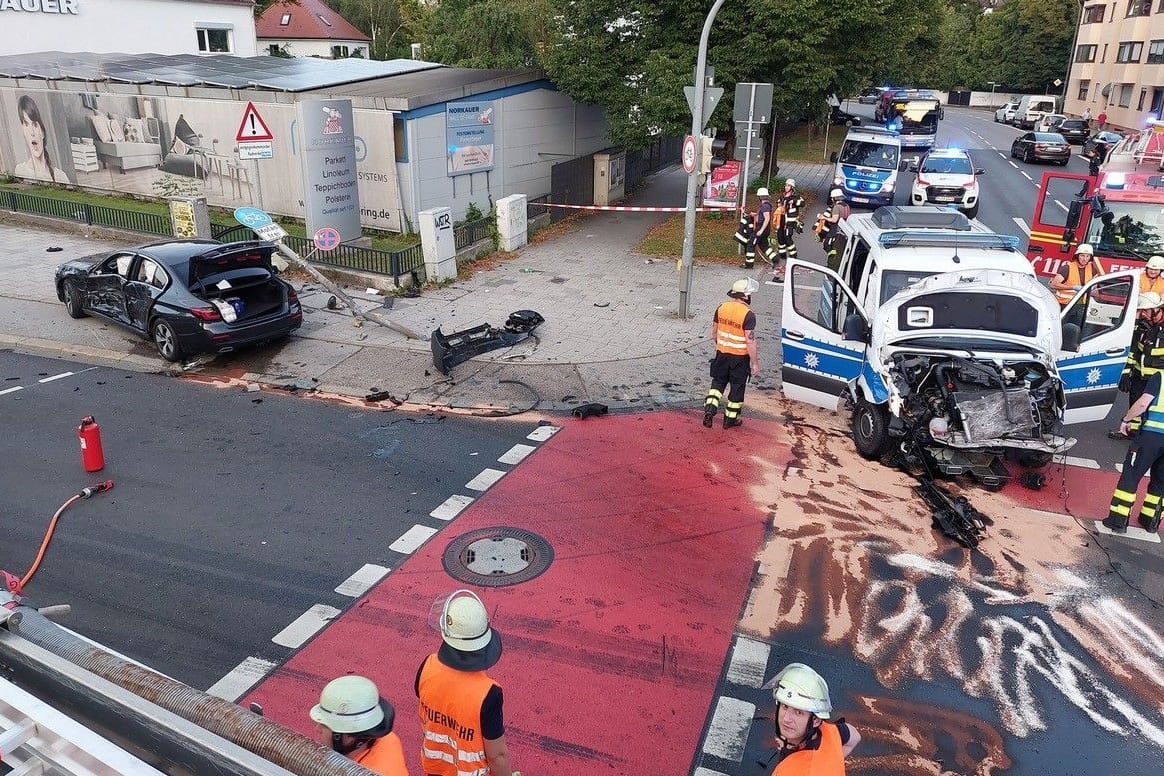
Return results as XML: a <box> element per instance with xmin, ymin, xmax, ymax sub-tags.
<box><xmin>234</xmin><ymin>207</ymin><xmax>273</xmax><ymax>228</ymax></box>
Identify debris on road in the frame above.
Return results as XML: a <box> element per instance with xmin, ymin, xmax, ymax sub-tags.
<box><xmin>431</xmin><ymin>310</ymin><xmax>544</xmax><ymax>375</ymax></box>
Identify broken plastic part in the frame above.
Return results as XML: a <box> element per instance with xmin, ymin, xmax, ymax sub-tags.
<box><xmin>431</xmin><ymin>310</ymin><xmax>544</xmax><ymax>375</ymax></box>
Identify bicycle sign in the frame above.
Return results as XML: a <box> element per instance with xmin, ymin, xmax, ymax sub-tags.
<box><xmin>233</xmin><ymin>207</ymin><xmax>273</xmax><ymax>228</ymax></box>
<box><xmin>313</xmin><ymin>227</ymin><xmax>342</xmax><ymax>252</ymax></box>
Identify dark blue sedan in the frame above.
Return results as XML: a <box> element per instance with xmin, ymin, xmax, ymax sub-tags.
<box><xmin>55</xmin><ymin>239</ymin><xmax>302</xmax><ymax>362</ymax></box>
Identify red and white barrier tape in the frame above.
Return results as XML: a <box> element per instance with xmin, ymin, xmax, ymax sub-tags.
<box><xmin>533</xmin><ymin>202</ymin><xmax>728</xmax><ymax>213</ymax></box>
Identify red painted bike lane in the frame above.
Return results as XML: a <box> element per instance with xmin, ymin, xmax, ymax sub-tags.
<box><xmin>244</xmin><ymin>411</ymin><xmax>784</xmax><ymax>776</ymax></box>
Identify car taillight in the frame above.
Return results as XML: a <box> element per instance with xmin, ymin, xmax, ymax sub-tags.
<box><xmin>287</xmin><ymin>288</ymin><xmax>299</xmax><ymax>304</ymax></box>
<box><xmin>190</xmin><ymin>307</ymin><xmax>222</xmax><ymax>321</ymax></box>
<box><xmin>1035</xmin><ymin>144</ymin><xmax>1049</xmax><ymax>150</ymax></box>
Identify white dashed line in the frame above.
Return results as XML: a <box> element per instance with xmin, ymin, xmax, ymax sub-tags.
<box><xmin>1061</xmin><ymin>455</ymin><xmax>1101</xmax><ymax>469</ymax></box>
<box><xmin>1013</xmin><ymin>217</ymin><xmax>1031</xmax><ymax>235</ymax></box>
<box><xmin>335</xmin><ymin>563</ymin><xmax>390</xmax><ymax>597</ymax></box>
<box><xmin>206</xmin><ymin>656</ymin><xmax>278</xmax><ymax>701</ymax></box>
<box><xmin>271</xmin><ymin>604</ymin><xmax>340</xmax><ymax>648</ymax></box>
<box><xmin>527</xmin><ymin>425</ymin><xmax>560</xmax><ymax>441</ymax></box>
<box><xmin>725</xmin><ymin>637</ymin><xmax>771</xmax><ymax>689</ymax></box>
<box><xmin>466</xmin><ymin>468</ymin><xmax>507</xmax><ymax>491</ymax></box>
<box><xmin>998</xmin><ymin>152</ymin><xmax>1008</xmax><ymax>158</ymax></box>
<box><xmin>1009</xmin><ymin>161</ymin><xmax>1019</xmax><ymax>168</ymax></box>
<box><xmin>1020</xmin><ymin>171</ymin><xmax>1033</xmax><ymax>181</ymax></box>
<box><xmin>0</xmin><ymin>386</ymin><xmax>24</xmax><ymax>396</ymax></box>
<box><xmin>702</xmin><ymin>696</ymin><xmax>756</xmax><ymax>762</ymax></box>
<box><xmin>38</xmin><ymin>371</ymin><xmax>75</xmax><ymax>383</ymax></box>
<box><xmin>430</xmin><ymin>494</ymin><xmax>475</xmax><ymax>521</ymax></box>
<box><xmin>390</xmin><ymin>524</ymin><xmax>438</xmax><ymax>554</ymax></box>
<box><xmin>498</xmin><ymin>443</ymin><xmax>536</xmax><ymax>465</ymax></box>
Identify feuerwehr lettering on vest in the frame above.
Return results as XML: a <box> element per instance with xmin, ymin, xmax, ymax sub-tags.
<box><xmin>0</xmin><ymin>0</ymin><xmax>80</xmax><ymax>13</ymax></box>
<box><xmin>421</xmin><ymin>702</ymin><xmax>475</xmax><ymax>741</ymax></box>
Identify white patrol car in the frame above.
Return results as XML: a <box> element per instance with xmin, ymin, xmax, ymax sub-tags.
<box><xmin>780</xmin><ymin>206</ymin><xmax>1138</xmax><ymax>480</ymax></box>
<box><xmin>908</xmin><ymin>148</ymin><xmax>984</xmax><ymax>219</ymax></box>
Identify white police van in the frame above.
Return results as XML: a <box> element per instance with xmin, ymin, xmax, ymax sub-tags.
<box><xmin>780</xmin><ymin>207</ymin><xmax>1137</xmax><ymax>479</ymax></box>
<box><xmin>830</xmin><ymin>126</ymin><xmax>909</xmax><ymax>207</ymax></box>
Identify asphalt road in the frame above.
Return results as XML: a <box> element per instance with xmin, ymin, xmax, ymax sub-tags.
<box><xmin>0</xmin><ymin>350</ymin><xmax>544</xmax><ymax>691</ymax></box>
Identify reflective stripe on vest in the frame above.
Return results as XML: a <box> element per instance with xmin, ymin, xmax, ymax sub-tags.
<box><xmin>1142</xmin><ymin>274</ymin><xmax>1164</xmax><ymax>296</ymax></box>
<box><xmin>773</xmin><ymin>721</ymin><xmax>846</xmax><ymax>776</ymax></box>
<box><xmin>1142</xmin><ymin>383</ymin><xmax>1164</xmax><ymax>434</ymax></box>
<box><xmin>354</xmin><ymin>732</ymin><xmax>410</xmax><ymax>776</ymax></box>
<box><xmin>715</xmin><ymin>299</ymin><xmax>751</xmax><ymax>355</ymax></box>
<box><xmin>1055</xmin><ymin>261</ymin><xmax>1095</xmax><ymax>306</ymax></box>
<box><xmin>418</xmin><ymin>655</ymin><xmax>496</xmax><ymax>776</ymax></box>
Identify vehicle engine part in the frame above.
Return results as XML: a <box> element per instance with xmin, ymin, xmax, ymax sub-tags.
<box><xmin>915</xmin><ymin>476</ymin><xmax>991</xmax><ymax>549</ymax></box>
<box><xmin>430</xmin><ymin>310</ymin><xmax>544</xmax><ymax>375</ymax></box>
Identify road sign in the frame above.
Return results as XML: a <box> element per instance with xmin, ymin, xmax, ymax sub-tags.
<box><xmin>233</xmin><ymin>207</ymin><xmax>273</xmax><ymax>228</ymax></box>
<box><xmin>313</xmin><ymin>226</ymin><xmax>342</xmax><ymax>252</ymax></box>
<box><xmin>682</xmin><ymin>135</ymin><xmax>698</xmax><ymax>174</ymax></box>
<box><xmin>684</xmin><ymin>86</ymin><xmax>724</xmax><ymax>129</ymax></box>
<box><xmin>733</xmin><ymin>124</ymin><xmax>764</xmax><ymax>163</ymax></box>
<box><xmin>236</xmin><ymin>101</ymin><xmax>274</xmax><ymax>142</ymax></box>
<box><xmin>237</xmin><ymin>141</ymin><xmax>273</xmax><ymax>160</ymax></box>
<box><xmin>733</xmin><ymin>83</ymin><xmax>774</xmax><ymax>125</ymax></box>
<box><xmin>255</xmin><ymin>222</ymin><xmax>288</xmax><ymax>242</ymax></box>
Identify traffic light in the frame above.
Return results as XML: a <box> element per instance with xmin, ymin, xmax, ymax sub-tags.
<box><xmin>700</xmin><ymin>135</ymin><xmax>729</xmax><ymax>176</ymax></box>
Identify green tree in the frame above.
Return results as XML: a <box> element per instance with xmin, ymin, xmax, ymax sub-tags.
<box><xmin>420</xmin><ymin>0</ymin><xmax>555</xmax><ymax>69</ymax></box>
<box><xmin>324</xmin><ymin>0</ymin><xmax>430</xmax><ymax>60</ymax></box>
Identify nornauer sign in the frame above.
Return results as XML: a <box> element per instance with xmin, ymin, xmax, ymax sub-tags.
<box><xmin>0</xmin><ymin>0</ymin><xmax>79</xmax><ymax>12</ymax></box>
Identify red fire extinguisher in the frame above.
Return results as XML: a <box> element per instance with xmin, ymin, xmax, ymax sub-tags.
<box><xmin>78</xmin><ymin>416</ymin><xmax>105</xmax><ymax>473</ymax></box>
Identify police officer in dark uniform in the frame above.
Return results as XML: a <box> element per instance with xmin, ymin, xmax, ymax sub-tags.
<box><xmin>748</xmin><ymin>187</ymin><xmax>775</xmax><ymax>270</ymax></box>
<box><xmin>1105</xmin><ymin>369</ymin><xmax>1164</xmax><ymax>534</ymax></box>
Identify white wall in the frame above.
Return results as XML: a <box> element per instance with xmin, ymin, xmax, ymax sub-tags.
<box><xmin>259</xmin><ymin>38</ymin><xmax>368</xmax><ymax>59</ymax></box>
<box><xmin>0</xmin><ymin>0</ymin><xmax>257</xmax><ymax>56</ymax></box>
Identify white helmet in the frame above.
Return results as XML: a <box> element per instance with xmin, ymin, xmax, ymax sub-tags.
<box><xmin>764</xmin><ymin>663</ymin><xmax>832</xmax><ymax>719</ymax></box>
<box><xmin>784</xmin><ymin>178</ymin><xmax>796</xmax><ymax>189</ymax></box>
<box><xmin>731</xmin><ymin>278</ymin><xmax>759</xmax><ymax>296</ymax></box>
<box><xmin>756</xmin><ymin>187</ymin><xmax>770</xmax><ymax>198</ymax></box>
<box><xmin>1139</xmin><ymin>291</ymin><xmax>1164</xmax><ymax>310</ymax></box>
<box><xmin>1148</xmin><ymin>255</ymin><xmax>1164</xmax><ymax>270</ymax></box>
<box><xmin>1076</xmin><ymin>243</ymin><xmax>1095</xmax><ymax>255</ymax></box>
<box><xmin>828</xmin><ymin>188</ymin><xmax>843</xmax><ymax>200</ymax></box>
<box><xmin>310</xmin><ymin>676</ymin><xmax>385</xmax><ymax>734</ymax></box>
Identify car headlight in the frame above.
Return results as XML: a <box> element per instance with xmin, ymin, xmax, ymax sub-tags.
<box><xmin>882</xmin><ymin>180</ymin><xmax>895</xmax><ymax>191</ymax></box>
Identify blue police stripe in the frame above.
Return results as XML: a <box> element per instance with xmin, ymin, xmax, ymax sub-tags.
<box><xmin>1057</xmin><ymin>352</ymin><xmax>1126</xmax><ymax>392</ymax></box>
<box><xmin>781</xmin><ymin>331</ymin><xmax>864</xmax><ymax>384</ymax></box>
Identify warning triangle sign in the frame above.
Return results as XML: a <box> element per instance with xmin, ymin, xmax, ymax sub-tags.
<box><xmin>236</xmin><ymin>101</ymin><xmax>274</xmax><ymax>142</ymax></box>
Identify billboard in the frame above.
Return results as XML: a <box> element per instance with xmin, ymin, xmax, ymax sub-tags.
<box><xmin>296</xmin><ymin>98</ymin><xmax>361</xmax><ymax>242</ymax></box>
<box><xmin>445</xmin><ymin>100</ymin><xmax>494</xmax><ymax>176</ymax></box>
<box><xmin>702</xmin><ymin>160</ymin><xmax>742</xmax><ymax>209</ymax></box>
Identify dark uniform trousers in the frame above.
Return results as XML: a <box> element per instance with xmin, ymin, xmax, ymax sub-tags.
<box><xmin>1122</xmin><ymin>323</ymin><xmax>1164</xmax><ymax>431</ymax></box>
<box><xmin>705</xmin><ymin>353</ymin><xmax>750</xmax><ymax>421</ymax></box>
<box><xmin>776</xmin><ymin>194</ymin><xmax>804</xmax><ymax>261</ymax></box>
<box><xmin>1109</xmin><ymin>387</ymin><xmax>1164</xmax><ymax>532</ymax></box>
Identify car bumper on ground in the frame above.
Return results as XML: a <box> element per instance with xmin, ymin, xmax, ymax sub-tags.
<box><xmin>174</xmin><ymin>310</ymin><xmax>302</xmax><ymax>355</ymax></box>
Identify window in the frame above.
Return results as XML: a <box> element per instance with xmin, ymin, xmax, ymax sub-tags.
<box><xmin>1078</xmin><ymin>79</ymin><xmax>1091</xmax><ymax>100</ymax></box>
<box><xmin>196</xmin><ymin>25</ymin><xmax>232</xmax><ymax>53</ymax></box>
<box><xmin>1140</xmin><ymin>87</ymin><xmax>1149</xmax><ymax>110</ymax></box>
<box><xmin>317</xmin><ymin>14</ymin><xmax>332</xmax><ymax>26</ymax></box>
<box><xmin>331</xmin><ymin>45</ymin><xmax>349</xmax><ymax>58</ymax></box>
<box><xmin>268</xmin><ymin>44</ymin><xmax>281</xmax><ymax>55</ymax></box>
<box><xmin>1076</xmin><ymin>44</ymin><xmax>1097</xmax><ymax>63</ymax></box>
<box><xmin>1119</xmin><ymin>82</ymin><xmax>1134</xmax><ymax>107</ymax></box>
<box><xmin>279</xmin><ymin>13</ymin><xmax>291</xmax><ymax>25</ymax></box>
<box><xmin>393</xmin><ymin>115</ymin><xmax>408</xmax><ymax>162</ymax></box>
<box><xmin>1128</xmin><ymin>0</ymin><xmax>1151</xmax><ymax>16</ymax></box>
<box><xmin>135</xmin><ymin>259</ymin><xmax>167</xmax><ymax>290</ymax></box>
<box><xmin>1085</xmin><ymin>4</ymin><xmax>1105</xmax><ymax>21</ymax></box>
<box><xmin>1116</xmin><ymin>41</ymin><xmax>1143</xmax><ymax>63</ymax></box>
<box><xmin>1150</xmin><ymin>40</ymin><xmax>1164</xmax><ymax>63</ymax></box>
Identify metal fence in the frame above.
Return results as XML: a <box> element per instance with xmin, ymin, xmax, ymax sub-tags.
<box><xmin>1</xmin><ymin>191</ymin><xmax>171</xmax><ymax>235</ymax></box>
<box><xmin>454</xmin><ymin>216</ymin><xmax>492</xmax><ymax>250</ymax></box>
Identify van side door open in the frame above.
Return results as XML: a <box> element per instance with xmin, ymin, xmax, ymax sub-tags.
<box><xmin>1057</xmin><ymin>269</ymin><xmax>1138</xmax><ymax>423</ymax></box>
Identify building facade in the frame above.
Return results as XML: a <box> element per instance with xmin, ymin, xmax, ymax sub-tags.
<box><xmin>256</xmin><ymin>0</ymin><xmax>371</xmax><ymax>59</ymax></box>
<box><xmin>0</xmin><ymin>0</ymin><xmax>258</xmax><ymax>57</ymax></box>
<box><xmin>1065</xmin><ymin>1</ymin><xmax>1164</xmax><ymax>129</ymax></box>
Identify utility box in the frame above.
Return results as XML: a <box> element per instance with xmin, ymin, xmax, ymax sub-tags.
<box><xmin>593</xmin><ymin>148</ymin><xmax>626</xmax><ymax>207</ymax></box>
<box><xmin>168</xmin><ymin>196</ymin><xmax>211</xmax><ymax>239</ymax></box>
<box><xmin>420</xmin><ymin>207</ymin><xmax>457</xmax><ymax>282</ymax></box>
<box><xmin>495</xmin><ymin>194</ymin><xmax>527</xmax><ymax>252</ymax></box>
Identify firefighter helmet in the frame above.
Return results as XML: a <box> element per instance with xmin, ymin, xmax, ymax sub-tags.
<box><xmin>310</xmin><ymin>676</ymin><xmax>385</xmax><ymax>734</ymax></box>
<box><xmin>1147</xmin><ymin>255</ymin><xmax>1164</xmax><ymax>270</ymax></box>
<box><xmin>1139</xmin><ymin>292</ymin><xmax>1164</xmax><ymax>310</ymax></box>
<box><xmin>731</xmin><ymin>278</ymin><xmax>759</xmax><ymax>296</ymax></box>
<box><xmin>757</xmin><ymin>187</ymin><xmax>770</xmax><ymax>198</ymax></box>
<box><xmin>764</xmin><ymin>663</ymin><xmax>832</xmax><ymax>719</ymax></box>
<box><xmin>1076</xmin><ymin>243</ymin><xmax>1095</xmax><ymax>255</ymax></box>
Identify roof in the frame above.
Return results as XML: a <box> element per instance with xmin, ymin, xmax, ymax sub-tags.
<box><xmin>256</xmin><ymin>0</ymin><xmax>371</xmax><ymax>42</ymax></box>
<box><xmin>304</xmin><ymin>67</ymin><xmax>549</xmax><ymax>112</ymax></box>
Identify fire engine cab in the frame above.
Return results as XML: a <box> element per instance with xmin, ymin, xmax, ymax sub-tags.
<box><xmin>1027</xmin><ymin>124</ymin><xmax>1164</xmax><ymax>277</ymax></box>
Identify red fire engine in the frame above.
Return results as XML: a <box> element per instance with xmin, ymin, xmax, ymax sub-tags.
<box><xmin>1027</xmin><ymin>125</ymin><xmax>1164</xmax><ymax>278</ymax></box>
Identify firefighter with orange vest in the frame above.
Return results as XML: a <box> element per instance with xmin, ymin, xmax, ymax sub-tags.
<box><xmin>311</xmin><ymin>676</ymin><xmax>410</xmax><ymax>776</ymax></box>
<box><xmin>762</xmin><ymin>663</ymin><xmax>861</xmax><ymax>775</ymax></box>
<box><xmin>1050</xmin><ymin>243</ymin><xmax>1104</xmax><ymax>307</ymax></box>
<box><xmin>1142</xmin><ymin>255</ymin><xmax>1164</xmax><ymax>294</ymax></box>
<box><xmin>416</xmin><ymin>590</ymin><xmax>518</xmax><ymax>776</ymax></box>
<box><xmin>704</xmin><ymin>278</ymin><xmax>760</xmax><ymax>429</ymax></box>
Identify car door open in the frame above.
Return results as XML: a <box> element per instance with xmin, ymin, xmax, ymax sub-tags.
<box><xmin>1058</xmin><ymin>269</ymin><xmax>1138</xmax><ymax>423</ymax></box>
<box><xmin>781</xmin><ymin>259</ymin><xmax>870</xmax><ymax>411</ymax></box>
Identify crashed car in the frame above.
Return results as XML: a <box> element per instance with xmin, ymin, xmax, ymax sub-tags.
<box><xmin>781</xmin><ymin>230</ymin><xmax>1138</xmax><ymax>482</ymax></box>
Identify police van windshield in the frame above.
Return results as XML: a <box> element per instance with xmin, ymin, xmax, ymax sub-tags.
<box><xmin>1084</xmin><ymin>202</ymin><xmax>1164</xmax><ymax>259</ymax></box>
<box><xmin>839</xmin><ymin>140</ymin><xmax>900</xmax><ymax>170</ymax></box>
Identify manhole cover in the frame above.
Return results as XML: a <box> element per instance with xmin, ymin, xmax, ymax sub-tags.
<box><xmin>442</xmin><ymin>527</ymin><xmax>554</xmax><ymax>587</ymax></box>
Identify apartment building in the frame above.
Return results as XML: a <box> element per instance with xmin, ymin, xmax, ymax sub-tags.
<box><xmin>1066</xmin><ymin>0</ymin><xmax>1164</xmax><ymax>129</ymax></box>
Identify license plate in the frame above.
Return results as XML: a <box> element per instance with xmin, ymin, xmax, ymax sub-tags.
<box><xmin>852</xmin><ymin>197</ymin><xmax>870</xmax><ymax>204</ymax></box>
<box><xmin>935</xmin><ymin>196</ymin><xmax>956</xmax><ymax>203</ymax></box>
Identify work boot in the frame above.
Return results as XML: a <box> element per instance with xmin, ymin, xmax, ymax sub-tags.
<box><xmin>1139</xmin><ymin>516</ymin><xmax>1161</xmax><ymax>533</ymax></box>
<box><xmin>1102</xmin><ymin>515</ymin><xmax>1129</xmax><ymax>534</ymax></box>
<box><xmin>702</xmin><ymin>408</ymin><xmax>715</xmax><ymax>428</ymax></box>
<box><xmin>723</xmin><ymin>416</ymin><xmax>742</xmax><ymax>429</ymax></box>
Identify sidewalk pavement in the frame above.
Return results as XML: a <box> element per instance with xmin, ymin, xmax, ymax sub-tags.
<box><xmin>0</xmin><ymin>160</ymin><xmax>833</xmax><ymax>415</ymax></box>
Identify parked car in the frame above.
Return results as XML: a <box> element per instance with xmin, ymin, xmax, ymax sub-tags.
<box><xmin>1083</xmin><ymin>130</ymin><xmax>1125</xmax><ymax>158</ymax></box>
<box><xmin>908</xmin><ymin>147</ymin><xmax>985</xmax><ymax>219</ymax></box>
<box><xmin>55</xmin><ymin>239</ymin><xmax>302</xmax><ymax>362</ymax></box>
<box><xmin>995</xmin><ymin>102</ymin><xmax>1019</xmax><ymax>123</ymax></box>
<box><xmin>1010</xmin><ymin>131</ymin><xmax>1071</xmax><ymax>165</ymax></box>
<box><xmin>1035</xmin><ymin>113</ymin><xmax>1067</xmax><ymax>133</ymax></box>
<box><xmin>858</xmin><ymin>87</ymin><xmax>885</xmax><ymax>105</ymax></box>
<box><xmin>830</xmin><ymin>104</ymin><xmax>862</xmax><ymax>126</ymax></box>
<box><xmin>1056</xmin><ymin>118</ymin><xmax>1091</xmax><ymax>144</ymax></box>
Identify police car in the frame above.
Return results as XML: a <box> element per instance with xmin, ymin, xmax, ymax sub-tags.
<box><xmin>830</xmin><ymin>126</ymin><xmax>907</xmax><ymax>208</ymax></box>
<box><xmin>908</xmin><ymin>148</ymin><xmax>984</xmax><ymax>219</ymax></box>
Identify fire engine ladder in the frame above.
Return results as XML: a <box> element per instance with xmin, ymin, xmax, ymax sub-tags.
<box><xmin>1131</xmin><ymin>123</ymin><xmax>1164</xmax><ymax>167</ymax></box>
<box><xmin>0</xmin><ymin>673</ymin><xmax>164</xmax><ymax>775</ymax></box>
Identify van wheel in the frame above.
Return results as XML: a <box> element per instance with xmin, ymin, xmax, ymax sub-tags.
<box><xmin>151</xmin><ymin>319</ymin><xmax>184</xmax><ymax>362</ymax></box>
<box><xmin>852</xmin><ymin>398</ymin><xmax>892</xmax><ymax>459</ymax></box>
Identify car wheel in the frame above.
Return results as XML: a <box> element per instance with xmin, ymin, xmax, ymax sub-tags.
<box><xmin>151</xmin><ymin>319</ymin><xmax>183</xmax><ymax>362</ymax></box>
<box><xmin>63</xmin><ymin>280</ymin><xmax>86</xmax><ymax>319</ymax></box>
<box><xmin>1023</xmin><ymin>148</ymin><xmax>1032</xmax><ymax>164</ymax></box>
<box><xmin>964</xmin><ymin>204</ymin><xmax>979</xmax><ymax>219</ymax></box>
<box><xmin>852</xmin><ymin>397</ymin><xmax>892</xmax><ymax>459</ymax></box>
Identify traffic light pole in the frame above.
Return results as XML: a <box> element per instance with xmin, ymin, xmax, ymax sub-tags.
<box><xmin>679</xmin><ymin>0</ymin><xmax>726</xmax><ymax>320</ymax></box>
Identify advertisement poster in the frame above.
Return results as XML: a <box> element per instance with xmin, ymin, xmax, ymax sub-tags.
<box><xmin>296</xmin><ymin>98</ymin><xmax>361</xmax><ymax>242</ymax></box>
<box><xmin>702</xmin><ymin>160</ymin><xmax>741</xmax><ymax>208</ymax></box>
<box><xmin>445</xmin><ymin>100</ymin><xmax>495</xmax><ymax>176</ymax></box>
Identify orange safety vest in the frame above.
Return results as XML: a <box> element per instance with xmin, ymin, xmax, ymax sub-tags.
<box><xmin>714</xmin><ymin>299</ymin><xmax>752</xmax><ymax>356</ymax></box>
<box><xmin>773</xmin><ymin>721</ymin><xmax>846</xmax><ymax>776</ymax></box>
<box><xmin>1142</xmin><ymin>273</ymin><xmax>1164</xmax><ymax>295</ymax></box>
<box><xmin>1055</xmin><ymin>261</ymin><xmax>1096</xmax><ymax>306</ymax></box>
<box><xmin>354</xmin><ymin>732</ymin><xmax>410</xmax><ymax>776</ymax></box>
<box><xmin>417</xmin><ymin>655</ymin><xmax>497</xmax><ymax>776</ymax></box>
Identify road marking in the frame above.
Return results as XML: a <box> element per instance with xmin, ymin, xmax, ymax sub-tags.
<box><xmin>1013</xmin><ymin>217</ymin><xmax>1031</xmax><ymax>235</ymax></box>
<box><xmin>0</xmin><ymin>386</ymin><xmax>24</xmax><ymax>396</ymax></box>
<box><xmin>498</xmin><ymin>443</ymin><xmax>536</xmax><ymax>465</ymax></box>
<box><xmin>335</xmin><ymin>563</ymin><xmax>390</xmax><ymax>597</ymax></box>
<box><xmin>702</xmin><ymin>696</ymin><xmax>755</xmax><ymax>762</ymax></box>
<box><xmin>1115</xmin><ymin>462</ymin><xmax>1123</xmax><ymax>473</ymax></box>
<box><xmin>271</xmin><ymin>604</ymin><xmax>340</xmax><ymax>648</ymax></box>
<box><xmin>998</xmin><ymin>152</ymin><xmax>1008</xmax><ymax>158</ymax></box>
<box><xmin>725</xmin><ymin>636</ymin><xmax>771</xmax><ymax>688</ymax></box>
<box><xmin>527</xmin><ymin>425</ymin><xmax>560</xmax><ymax>442</ymax></box>
<box><xmin>390</xmin><ymin>524</ymin><xmax>438</xmax><ymax>554</ymax></box>
<box><xmin>1096</xmin><ymin>521</ymin><xmax>1162</xmax><ymax>543</ymax></box>
<box><xmin>1061</xmin><ymin>455</ymin><xmax>1101</xmax><ymax>469</ymax></box>
<box><xmin>466</xmin><ymin>468</ymin><xmax>507</xmax><ymax>491</ymax></box>
<box><xmin>430</xmin><ymin>493</ymin><xmax>475</xmax><ymax>521</ymax></box>
<box><xmin>38</xmin><ymin>371</ymin><xmax>74</xmax><ymax>383</ymax></box>
<box><xmin>694</xmin><ymin>769</ymin><xmax>731</xmax><ymax>776</ymax></box>
<box><xmin>206</xmin><ymin>656</ymin><xmax>278</xmax><ymax>701</ymax></box>
<box><xmin>1009</xmin><ymin>161</ymin><xmax>1019</xmax><ymax>168</ymax></box>
<box><xmin>1020</xmin><ymin>171</ymin><xmax>1033</xmax><ymax>181</ymax></box>
<box><xmin>1054</xmin><ymin>199</ymin><xmax>1068</xmax><ymax>211</ymax></box>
